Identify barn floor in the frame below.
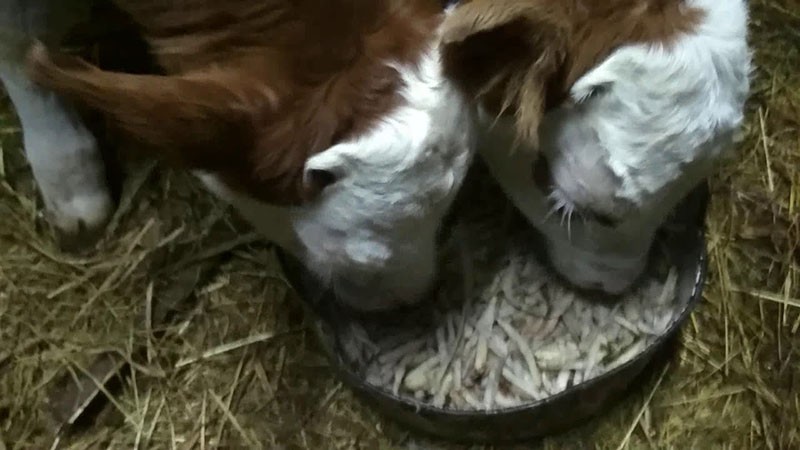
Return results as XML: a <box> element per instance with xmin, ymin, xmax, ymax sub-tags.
<box><xmin>1</xmin><ymin>1</ymin><xmax>798</xmax><ymax>449</ymax></box>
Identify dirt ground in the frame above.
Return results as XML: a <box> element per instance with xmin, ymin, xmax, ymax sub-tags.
<box><xmin>1</xmin><ymin>0</ymin><xmax>798</xmax><ymax>449</ymax></box>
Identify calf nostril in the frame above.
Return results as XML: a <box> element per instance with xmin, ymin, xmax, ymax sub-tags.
<box><xmin>532</xmin><ymin>157</ymin><xmax>552</xmax><ymax>192</ymax></box>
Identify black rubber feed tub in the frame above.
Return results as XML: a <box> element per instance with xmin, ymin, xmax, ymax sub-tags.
<box><xmin>278</xmin><ymin>184</ymin><xmax>709</xmax><ymax>444</ymax></box>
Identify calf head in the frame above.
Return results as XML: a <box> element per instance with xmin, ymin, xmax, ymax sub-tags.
<box><xmin>443</xmin><ymin>0</ymin><xmax>751</xmax><ymax>293</ymax></box>
<box><xmin>28</xmin><ymin>0</ymin><xmax>476</xmax><ymax>311</ymax></box>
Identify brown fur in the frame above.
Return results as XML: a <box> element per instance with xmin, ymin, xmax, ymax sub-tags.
<box><xmin>441</xmin><ymin>0</ymin><xmax>703</xmax><ymax>149</ymax></box>
<box><xmin>27</xmin><ymin>0</ymin><xmax>442</xmax><ymax>205</ymax></box>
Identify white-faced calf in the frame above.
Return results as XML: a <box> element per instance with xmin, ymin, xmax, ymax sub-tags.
<box><xmin>15</xmin><ymin>0</ymin><xmax>477</xmax><ymax>311</ymax></box>
<box><xmin>442</xmin><ymin>0</ymin><xmax>751</xmax><ymax>293</ymax></box>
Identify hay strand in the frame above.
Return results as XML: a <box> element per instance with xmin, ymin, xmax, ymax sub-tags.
<box><xmin>1</xmin><ymin>0</ymin><xmax>799</xmax><ymax>447</ymax></box>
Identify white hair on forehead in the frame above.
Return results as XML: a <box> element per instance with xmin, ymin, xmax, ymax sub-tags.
<box><xmin>201</xmin><ymin>43</ymin><xmax>477</xmax><ymax>311</ymax></box>
<box><xmin>478</xmin><ymin>0</ymin><xmax>750</xmax><ymax>293</ymax></box>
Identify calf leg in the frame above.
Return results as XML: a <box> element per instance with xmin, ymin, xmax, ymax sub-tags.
<box><xmin>0</xmin><ymin>0</ymin><xmax>113</xmax><ymax>250</ymax></box>
<box><xmin>1</xmin><ymin>63</ymin><xmax>113</xmax><ymax>251</ymax></box>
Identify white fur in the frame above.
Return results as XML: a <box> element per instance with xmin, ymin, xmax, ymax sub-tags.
<box><xmin>199</xmin><ymin>43</ymin><xmax>477</xmax><ymax>311</ymax></box>
<box><xmin>479</xmin><ymin>0</ymin><xmax>751</xmax><ymax>293</ymax></box>
<box><xmin>1</xmin><ymin>0</ymin><xmax>113</xmax><ymax>248</ymax></box>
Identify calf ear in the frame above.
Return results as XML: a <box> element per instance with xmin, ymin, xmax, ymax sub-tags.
<box><xmin>25</xmin><ymin>42</ymin><xmax>274</xmax><ymax>171</ymax></box>
<box><xmin>441</xmin><ymin>0</ymin><xmax>566</xmax><ymax>150</ymax></box>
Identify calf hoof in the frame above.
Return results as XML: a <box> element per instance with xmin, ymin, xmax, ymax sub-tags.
<box><xmin>54</xmin><ymin>220</ymin><xmax>109</xmax><ymax>254</ymax></box>
<box><xmin>47</xmin><ymin>192</ymin><xmax>114</xmax><ymax>253</ymax></box>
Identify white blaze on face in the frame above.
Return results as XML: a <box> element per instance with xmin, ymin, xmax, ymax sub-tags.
<box><xmin>479</xmin><ymin>0</ymin><xmax>751</xmax><ymax>293</ymax></box>
<box><xmin>200</xmin><ymin>44</ymin><xmax>477</xmax><ymax>311</ymax></box>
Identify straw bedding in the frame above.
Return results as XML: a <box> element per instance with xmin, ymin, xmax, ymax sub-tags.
<box><xmin>0</xmin><ymin>0</ymin><xmax>798</xmax><ymax>448</ymax></box>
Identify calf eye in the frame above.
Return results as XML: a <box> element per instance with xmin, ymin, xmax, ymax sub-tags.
<box><xmin>306</xmin><ymin>169</ymin><xmax>338</xmax><ymax>193</ymax></box>
<box><xmin>574</xmin><ymin>82</ymin><xmax>613</xmax><ymax>105</ymax></box>
<box><xmin>586</xmin><ymin>84</ymin><xmax>608</xmax><ymax>99</ymax></box>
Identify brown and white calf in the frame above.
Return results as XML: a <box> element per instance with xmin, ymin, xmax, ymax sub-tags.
<box><xmin>441</xmin><ymin>0</ymin><xmax>751</xmax><ymax>293</ymax></box>
<box><xmin>6</xmin><ymin>0</ymin><xmax>751</xmax><ymax>307</ymax></box>
<box><xmin>7</xmin><ymin>0</ymin><xmax>477</xmax><ymax>311</ymax></box>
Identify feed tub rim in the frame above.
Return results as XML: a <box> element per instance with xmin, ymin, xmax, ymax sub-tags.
<box><xmin>288</xmin><ymin>238</ymin><xmax>704</xmax><ymax>417</ymax></box>
<box><xmin>277</xmin><ymin>184</ymin><xmax>708</xmax><ymax>441</ymax></box>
